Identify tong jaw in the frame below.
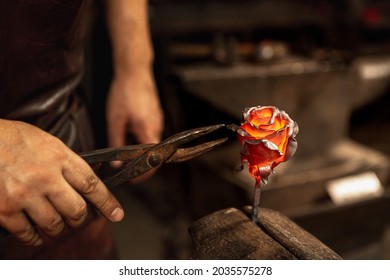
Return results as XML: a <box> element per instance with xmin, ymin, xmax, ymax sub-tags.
<box><xmin>104</xmin><ymin>124</ymin><xmax>227</xmax><ymax>187</ymax></box>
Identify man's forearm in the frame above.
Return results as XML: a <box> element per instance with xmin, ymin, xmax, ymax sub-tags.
<box><xmin>104</xmin><ymin>0</ymin><xmax>154</xmax><ymax>76</ymax></box>
<box><xmin>103</xmin><ymin>0</ymin><xmax>163</xmax><ymax>150</ymax></box>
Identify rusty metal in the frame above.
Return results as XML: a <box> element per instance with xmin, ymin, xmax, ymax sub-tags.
<box><xmin>80</xmin><ymin>124</ymin><xmax>227</xmax><ymax>187</ymax></box>
<box><xmin>79</xmin><ymin>144</ymin><xmax>154</xmax><ymax>164</ymax></box>
<box><xmin>104</xmin><ymin>124</ymin><xmax>227</xmax><ymax>187</ymax></box>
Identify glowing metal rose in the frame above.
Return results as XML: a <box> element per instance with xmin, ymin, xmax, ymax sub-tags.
<box><xmin>230</xmin><ymin>106</ymin><xmax>298</xmax><ymax>222</ymax></box>
<box><xmin>238</xmin><ymin>106</ymin><xmax>298</xmax><ymax>183</ymax></box>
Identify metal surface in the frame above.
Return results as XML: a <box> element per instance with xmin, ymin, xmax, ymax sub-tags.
<box><xmin>101</xmin><ymin>124</ymin><xmax>227</xmax><ymax>188</ymax></box>
<box><xmin>80</xmin><ymin>144</ymin><xmax>154</xmax><ymax>164</ymax></box>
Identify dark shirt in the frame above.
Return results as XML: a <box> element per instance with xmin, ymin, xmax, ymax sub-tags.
<box><xmin>0</xmin><ymin>0</ymin><xmax>115</xmax><ymax>259</ymax></box>
<box><xmin>0</xmin><ymin>0</ymin><xmax>92</xmax><ymax>132</ymax></box>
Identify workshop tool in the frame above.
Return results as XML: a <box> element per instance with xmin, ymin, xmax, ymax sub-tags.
<box><xmin>189</xmin><ymin>206</ymin><xmax>342</xmax><ymax>260</ymax></box>
<box><xmin>0</xmin><ymin>124</ymin><xmax>228</xmax><ymax>237</ymax></box>
<box><xmin>80</xmin><ymin>124</ymin><xmax>227</xmax><ymax>188</ymax></box>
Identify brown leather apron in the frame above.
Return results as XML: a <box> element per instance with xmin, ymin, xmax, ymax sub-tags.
<box><xmin>0</xmin><ymin>0</ymin><xmax>115</xmax><ymax>259</ymax></box>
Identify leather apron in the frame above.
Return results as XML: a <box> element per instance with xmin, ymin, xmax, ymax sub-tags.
<box><xmin>0</xmin><ymin>0</ymin><xmax>115</xmax><ymax>259</ymax></box>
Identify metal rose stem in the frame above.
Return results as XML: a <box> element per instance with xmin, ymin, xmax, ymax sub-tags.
<box><xmin>251</xmin><ymin>179</ymin><xmax>261</xmax><ymax>223</ymax></box>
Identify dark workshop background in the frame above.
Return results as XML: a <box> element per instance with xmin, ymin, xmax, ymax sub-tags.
<box><xmin>84</xmin><ymin>0</ymin><xmax>390</xmax><ymax>260</ymax></box>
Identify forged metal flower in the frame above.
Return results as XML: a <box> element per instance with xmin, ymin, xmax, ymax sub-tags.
<box><xmin>229</xmin><ymin>105</ymin><xmax>298</xmax><ymax>223</ymax></box>
<box><xmin>237</xmin><ymin>106</ymin><xmax>298</xmax><ymax>184</ymax></box>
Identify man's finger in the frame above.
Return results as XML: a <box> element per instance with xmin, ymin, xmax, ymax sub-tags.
<box><xmin>107</xmin><ymin>113</ymin><xmax>126</xmax><ymax>148</ymax></box>
<box><xmin>24</xmin><ymin>197</ymin><xmax>65</xmax><ymax>238</ymax></box>
<box><xmin>46</xmin><ymin>180</ymin><xmax>89</xmax><ymax>228</ymax></box>
<box><xmin>107</xmin><ymin>115</ymin><xmax>126</xmax><ymax>168</ymax></box>
<box><xmin>0</xmin><ymin>212</ymin><xmax>42</xmax><ymax>246</ymax></box>
<box><xmin>63</xmin><ymin>156</ymin><xmax>124</xmax><ymax>222</ymax></box>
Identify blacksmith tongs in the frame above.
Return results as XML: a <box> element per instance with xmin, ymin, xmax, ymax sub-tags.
<box><xmin>0</xmin><ymin>124</ymin><xmax>227</xmax><ymax>237</ymax></box>
<box><xmin>79</xmin><ymin>124</ymin><xmax>227</xmax><ymax>188</ymax></box>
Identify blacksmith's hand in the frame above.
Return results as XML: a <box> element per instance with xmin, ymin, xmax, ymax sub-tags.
<box><xmin>0</xmin><ymin>120</ymin><xmax>124</xmax><ymax>246</ymax></box>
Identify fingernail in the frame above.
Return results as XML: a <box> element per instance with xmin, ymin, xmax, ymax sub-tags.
<box><xmin>111</xmin><ymin>208</ymin><xmax>124</xmax><ymax>222</ymax></box>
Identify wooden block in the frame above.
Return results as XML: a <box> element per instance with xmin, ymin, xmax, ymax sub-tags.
<box><xmin>189</xmin><ymin>207</ymin><xmax>342</xmax><ymax>260</ymax></box>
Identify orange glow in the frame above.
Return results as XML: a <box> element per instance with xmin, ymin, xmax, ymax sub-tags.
<box><xmin>237</xmin><ymin>106</ymin><xmax>298</xmax><ymax>183</ymax></box>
